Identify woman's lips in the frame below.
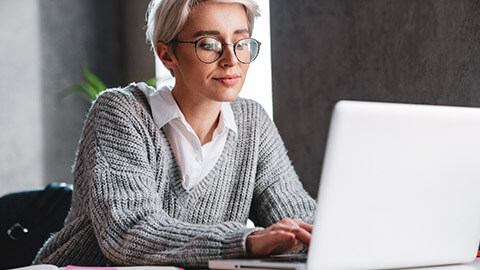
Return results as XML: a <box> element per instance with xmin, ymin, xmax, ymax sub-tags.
<box><xmin>213</xmin><ymin>75</ymin><xmax>240</xmax><ymax>86</ymax></box>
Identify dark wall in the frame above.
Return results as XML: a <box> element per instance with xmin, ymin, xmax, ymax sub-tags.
<box><xmin>40</xmin><ymin>0</ymin><xmax>153</xmax><ymax>184</ymax></box>
<box><xmin>271</xmin><ymin>0</ymin><xmax>480</xmax><ymax>197</ymax></box>
<box><xmin>40</xmin><ymin>0</ymin><xmax>122</xmax><ymax>184</ymax></box>
<box><xmin>121</xmin><ymin>0</ymin><xmax>155</xmax><ymax>83</ymax></box>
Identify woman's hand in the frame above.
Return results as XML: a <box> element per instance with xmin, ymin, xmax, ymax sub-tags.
<box><xmin>246</xmin><ymin>218</ymin><xmax>313</xmax><ymax>257</ymax></box>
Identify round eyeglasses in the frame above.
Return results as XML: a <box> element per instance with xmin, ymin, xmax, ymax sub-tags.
<box><xmin>169</xmin><ymin>37</ymin><xmax>261</xmax><ymax>64</ymax></box>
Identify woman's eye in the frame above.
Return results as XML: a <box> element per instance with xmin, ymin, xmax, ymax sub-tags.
<box><xmin>199</xmin><ymin>43</ymin><xmax>219</xmax><ymax>51</ymax></box>
<box><xmin>236</xmin><ymin>41</ymin><xmax>248</xmax><ymax>50</ymax></box>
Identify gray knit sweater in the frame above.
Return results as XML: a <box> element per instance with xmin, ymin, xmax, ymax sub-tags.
<box><xmin>34</xmin><ymin>84</ymin><xmax>316</xmax><ymax>269</ymax></box>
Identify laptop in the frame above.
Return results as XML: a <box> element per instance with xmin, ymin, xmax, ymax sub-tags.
<box><xmin>209</xmin><ymin>100</ymin><xmax>480</xmax><ymax>270</ymax></box>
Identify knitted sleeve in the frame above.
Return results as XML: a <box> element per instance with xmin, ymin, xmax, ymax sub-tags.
<box><xmin>79</xmin><ymin>91</ymin><xmax>257</xmax><ymax>268</ymax></box>
<box><xmin>249</xmin><ymin>103</ymin><xmax>316</xmax><ymax>227</ymax></box>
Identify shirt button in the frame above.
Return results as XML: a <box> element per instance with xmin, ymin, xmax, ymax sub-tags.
<box><xmin>195</xmin><ymin>155</ymin><xmax>201</xmax><ymax>162</ymax></box>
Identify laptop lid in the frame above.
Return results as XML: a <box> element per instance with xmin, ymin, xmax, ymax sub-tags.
<box><xmin>308</xmin><ymin>100</ymin><xmax>480</xmax><ymax>269</ymax></box>
<box><xmin>210</xmin><ymin>100</ymin><xmax>480</xmax><ymax>270</ymax></box>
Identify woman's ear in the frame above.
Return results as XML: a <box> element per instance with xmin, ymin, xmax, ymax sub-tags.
<box><xmin>156</xmin><ymin>42</ymin><xmax>176</xmax><ymax>69</ymax></box>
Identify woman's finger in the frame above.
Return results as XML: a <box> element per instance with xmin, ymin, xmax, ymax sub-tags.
<box><xmin>247</xmin><ymin>218</ymin><xmax>314</xmax><ymax>257</ymax></box>
<box><xmin>291</xmin><ymin>226</ymin><xmax>311</xmax><ymax>246</ymax></box>
<box><xmin>277</xmin><ymin>219</ymin><xmax>313</xmax><ymax>245</ymax></box>
<box><xmin>270</xmin><ymin>222</ymin><xmax>298</xmax><ymax>234</ymax></box>
<box><xmin>293</xmin><ymin>219</ymin><xmax>313</xmax><ymax>233</ymax></box>
<box><xmin>248</xmin><ymin>230</ymin><xmax>298</xmax><ymax>256</ymax></box>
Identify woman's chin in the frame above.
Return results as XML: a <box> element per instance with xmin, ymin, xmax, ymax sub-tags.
<box><xmin>223</xmin><ymin>91</ymin><xmax>243</xmax><ymax>102</ymax></box>
<box><xmin>213</xmin><ymin>87</ymin><xmax>243</xmax><ymax>102</ymax></box>
<box><xmin>213</xmin><ymin>95</ymin><xmax>240</xmax><ymax>103</ymax></box>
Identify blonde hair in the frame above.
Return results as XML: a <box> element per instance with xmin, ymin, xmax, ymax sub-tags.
<box><xmin>145</xmin><ymin>0</ymin><xmax>260</xmax><ymax>53</ymax></box>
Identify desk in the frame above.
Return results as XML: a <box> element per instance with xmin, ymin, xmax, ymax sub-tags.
<box><xmin>11</xmin><ymin>259</ymin><xmax>480</xmax><ymax>270</ymax></box>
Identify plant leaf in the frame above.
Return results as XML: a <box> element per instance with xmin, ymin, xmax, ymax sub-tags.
<box><xmin>144</xmin><ymin>77</ymin><xmax>157</xmax><ymax>88</ymax></box>
<box><xmin>80</xmin><ymin>83</ymin><xmax>100</xmax><ymax>100</ymax></box>
<box><xmin>56</xmin><ymin>85</ymin><xmax>92</xmax><ymax>102</ymax></box>
<box><xmin>82</xmin><ymin>63</ymin><xmax>107</xmax><ymax>92</ymax></box>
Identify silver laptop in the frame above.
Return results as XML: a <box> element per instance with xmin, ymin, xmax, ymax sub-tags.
<box><xmin>209</xmin><ymin>100</ymin><xmax>480</xmax><ymax>270</ymax></box>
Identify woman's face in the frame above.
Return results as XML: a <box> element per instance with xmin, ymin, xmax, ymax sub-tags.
<box><xmin>167</xmin><ymin>2</ymin><xmax>251</xmax><ymax>104</ymax></box>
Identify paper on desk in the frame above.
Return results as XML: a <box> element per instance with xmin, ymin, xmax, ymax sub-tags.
<box><xmin>65</xmin><ymin>266</ymin><xmax>115</xmax><ymax>270</ymax></box>
<box><xmin>11</xmin><ymin>265</ymin><xmax>182</xmax><ymax>270</ymax></box>
<box><xmin>12</xmin><ymin>265</ymin><xmax>59</xmax><ymax>270</ymax></box>
<box><xmin>66</xmin><ymin>266</ymin><xmax>182</xmax><ymax>270</ymax></box>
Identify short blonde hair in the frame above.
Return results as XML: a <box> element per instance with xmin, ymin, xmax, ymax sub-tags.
<box><xmin>145</xmin><ymin>0</ymin><xmax>260</xmax><ymax>53</ymax></box>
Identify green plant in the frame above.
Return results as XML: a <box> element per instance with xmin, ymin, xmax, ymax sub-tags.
<box><xmin>57</xmin><ymin>63</ymin><xmax>157</xmax><ymax>102</ymax></box>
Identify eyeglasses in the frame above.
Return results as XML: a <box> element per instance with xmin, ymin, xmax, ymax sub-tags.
<box><xmin>169</xmin><ymin>37</ymin><xmax>261</xmax><ymax>64</ymax></box>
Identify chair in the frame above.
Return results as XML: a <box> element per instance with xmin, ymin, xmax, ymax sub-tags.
<box><xmin>0</xmin><ymin>182</ymin><xmax>72</xmax><ymax>269</ymax></box>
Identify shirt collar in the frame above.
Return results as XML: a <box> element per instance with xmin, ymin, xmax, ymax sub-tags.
<box><xmin>136</xmin><ymin>82</ymin><xmax>237</xmax><ymax>135</ymax></box>
<box><xmin>221</xmin><ymin>101</ymin><xmax>238</xmax><ymax>135</ymax></box>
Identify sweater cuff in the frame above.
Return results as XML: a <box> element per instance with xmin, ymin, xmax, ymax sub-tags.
<box><xmin>221</xmin><ymin>227</ymin><xmax>263</xmax><ymax>258</ymax></box>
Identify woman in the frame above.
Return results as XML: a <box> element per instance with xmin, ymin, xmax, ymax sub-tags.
<box><xmin>34</xmin><ymin>0</ymin><xmax>316</xmax><ymax>268</ymax></box>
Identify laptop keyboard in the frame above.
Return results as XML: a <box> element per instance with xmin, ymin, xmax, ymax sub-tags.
<box><xmin>259</xmin><ymin>254</ymin><xmax>307</xmax><ymax>263</ymax></box>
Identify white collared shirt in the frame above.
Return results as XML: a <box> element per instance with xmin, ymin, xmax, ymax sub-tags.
<box><xmin>136</xmin><ymin>82</ymin><xmax>237</xmax><ymax>190</ymax></box>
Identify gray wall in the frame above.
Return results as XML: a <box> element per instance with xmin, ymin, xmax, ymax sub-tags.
<box><xmin>40</xmin><ymin>0</ymin><xmax>123</xmax><ymax>185</ymax></box>
<box><xmin>0</xmin><ymin>0</ymin><xmax>153</xmax><ymax>196</ymax></box>
<box><xmin>121</xmin><ymin>0</ymin><xmax>156</xmax><ymax>83</ymax></box>
<box><xmin>0</xmin><ymin>0</ymin><xmax>43</xmax><ymax>194</ymax></box>
<box><xmin>271</xmin><ymin>0</ymin><xmax>480</xmax><ymax>197</ymax></box>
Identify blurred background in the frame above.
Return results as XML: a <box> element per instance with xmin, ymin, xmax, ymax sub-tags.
<box><xmin>1</xmin><ymin>0</ymin><xmax>154</xmax><ymax>195</ymax></box>
<box><xmin>0</xmin><ymin>0</ymin><xmax>271</xmax><ymax>196</ymax></box>
<box><xmin>1</xmin><ymin>0</ymin><xmax>480</xmax><ymax>198</ymax></box>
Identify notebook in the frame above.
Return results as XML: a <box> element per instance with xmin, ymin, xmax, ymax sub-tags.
<box><xmin>209</xmin><ymin>100</ymin><xmax>480</xmax><ymax>270</ymax></box>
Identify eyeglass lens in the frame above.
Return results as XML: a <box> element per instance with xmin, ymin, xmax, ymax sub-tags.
<box><xmin>195</xmin><ymin>37</ymin><xmax>260</xmax><ymax>64</ymax></box>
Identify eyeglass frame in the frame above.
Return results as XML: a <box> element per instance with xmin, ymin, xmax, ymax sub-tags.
<box><xmin>168</xmin><ymin>36</ymin><xmax>261</xmax><ymax>64</ymax></box>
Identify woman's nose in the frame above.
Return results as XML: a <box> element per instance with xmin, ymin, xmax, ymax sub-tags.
<box><xmin>218</xmin><ymin>44</ymin><xmax>238</xmax><ymax>67</ymax></box>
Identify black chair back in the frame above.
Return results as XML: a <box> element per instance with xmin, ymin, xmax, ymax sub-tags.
<box><xmin>0</xmin><ymin>182</ymin><xmax>72</xmax><ymax>269</ymax></box>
